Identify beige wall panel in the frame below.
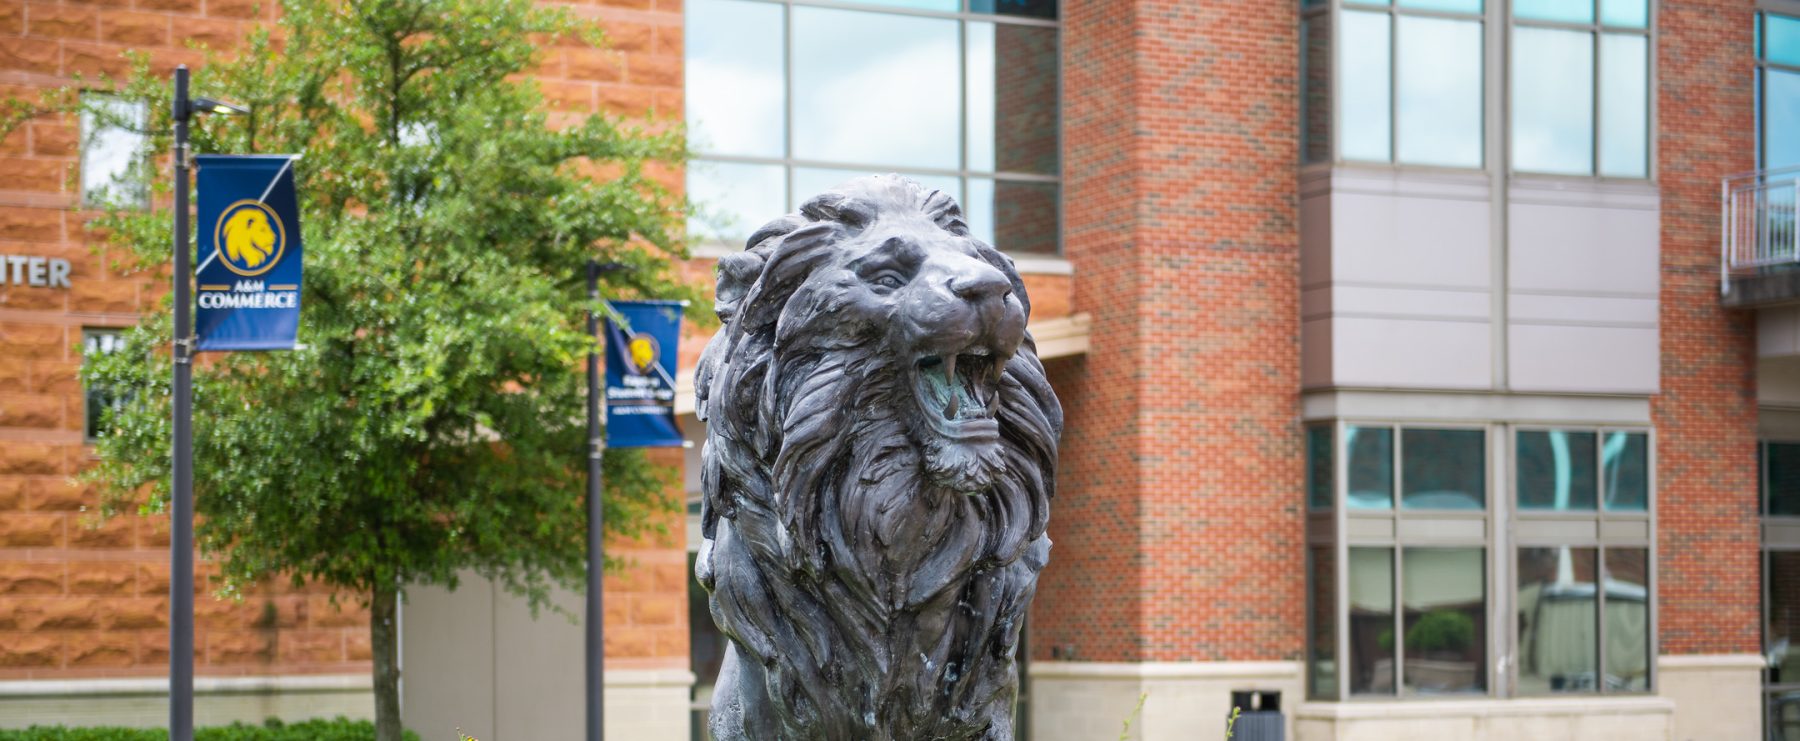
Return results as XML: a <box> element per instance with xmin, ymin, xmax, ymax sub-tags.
<box><xmin>1330</xmin><ymin>317</ymin><xmax>1493</xmax><ymax>390</ymax></box>
<box><xmin>1029</xmin><ymin>662</ymin><xmax>1303</xmax><ymax>741</ymax></box>
<box><xmin>1508</xmin><ymin>324</ymin><xmax>1659</xmax><ymax>394</ymax></box>
<box><xmin>1659</xmin><ymin>654</ymin><xmax>1762</xmax><ymax>741</ymax></box>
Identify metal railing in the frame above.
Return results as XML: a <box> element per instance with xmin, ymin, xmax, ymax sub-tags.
<box><xmin>1723</xmin><ymin>165</ymin><xmax>1800</xmax><ymax>294</ymax></box>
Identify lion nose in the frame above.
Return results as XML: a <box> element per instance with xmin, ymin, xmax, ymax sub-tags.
<box><xmin>949</xmin><ymin>267</ymin><xmax>1011</xmax><ymax>303</ymax></box>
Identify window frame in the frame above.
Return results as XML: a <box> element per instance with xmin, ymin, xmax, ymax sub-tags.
<box><xmin>684</xmin><ymin>0</ymin><xmax>1063</xmax><ymax>255</ymax></box>
<box><xmin>78</xmin><ymin>93</ymin><xmax>151</xmax><ymax>210</ymax></box>
<box><xmin>1335</xmin><ymin>0</ymin><xmax>1489</xmax><ymax>170</ymax></box>
<box><xmin>1306</xmin><ymin>419</ymin><xmax>1659</xmax><ymax>702</ymax></box>
<box><xmin>1507</xmin><ymin>0</ymin><xmax>1657</xmax><ymax>179</ymax></box>
<box><xmin>1757</xmin><ymin>436</ymin><xmax>1800</xmax><ymax>731</ymax></box>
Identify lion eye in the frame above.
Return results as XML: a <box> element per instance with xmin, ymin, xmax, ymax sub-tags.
<box><xmin>872</xmin><ymin>274</ymin><xmax>906</xmax><ymax>291</ymax></box>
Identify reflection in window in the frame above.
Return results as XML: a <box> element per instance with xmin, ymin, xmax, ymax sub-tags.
<box><xmin>1518</xmin><ymin>430</ymin><xmax>1598</xmax><ymax>512</ymax></box>
<box><xmin>1402</xmin><ymin>547</ymin><xmax>1486</xmax><ymax>695</ymax></box>
<box><xmin>1349</xmin><ymin>547</ymin><xmax>1395</xmax><ymax>695</ymax></box>
<box><xmin>1402</xmin><ymin>428</ymin><xmax>1485</xmax><ymax>510</ymax></box>
<box><xmin>1762</xmin><ymin>13</ymin><xmax>1800</xmax><ymax>173</ymax></box>
<box><xmin>1346</xmin><ymin>426</ymin><xmax>1393</xmax><ymax>510</ymax></box>
<box><xmin>1309</xmin><ymin>546</ymin><xmax>1337</xmax><ymax>698</ymax></box>
<box><xmin>685</xmin><ymin>0</ymin><xmax>1060</xmax><ymax>251</ymax></box>
<box><xmin>83</xmin><ymin>329</ymin><xmax>126</xmax><ymax>440</ymax></box>
<box><xmin>1339</xmin><ymin>11</ymin><xmax>1392</xmax><ymax>163</ymax></box>
<box><xmin>1301</xmin><ymin>12</ymin><xmax>1332</xmax><ymax>164</ymax></box>
<box><xmin>1768</xmin><ymin>443</ymin><xmax>1800</xmax><ymax>516</ymax></box>
<box><xmin>1308</xmin><ymin>426</ymin><xmax>1334</xmax><ymax>510</ymax></box>
<box><xmin>1602</xmin><ymin>431</ymin><xmax>1649</xmax><ymax>511</ymax></box>
<box><xmin>1767</xmin><ymin>552</ymin><xmax>1800</xmax><ymax>687</ymax></box>
<box><xmin>1604</xmin><ymin>548</ymin><xmax>1650</xmax><ymax>691</ymax></box>
<box><xmin>1518</xmin><ymin>547</ymin><xmax>1598</xmax><ymax>694</ymax></box>
<box><xmin>1394</xmin><ymin>16</ymin><xmax>1483</xmax><ymax>168</ymax></box>
<box><xmin>80</xmin><ymin>95</ymin><xmax>149</xmax><ymax>209</ymax></box>
<box><xmin>1511</xmin><ymin>5</ymin><xmax>1651</xmax><ymax>176</ymax></box>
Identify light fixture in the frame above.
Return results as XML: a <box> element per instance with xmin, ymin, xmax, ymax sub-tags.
<box><xmin>191</xmin><ymin>97</ymin><xmax>249</xmax><ymax>117</ymax></box>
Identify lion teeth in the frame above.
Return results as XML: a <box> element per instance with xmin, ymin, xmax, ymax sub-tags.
<box><xmin>943</xmin><ymin>354</ymin><xmax>959</xmax><ymax>419</ymax></box>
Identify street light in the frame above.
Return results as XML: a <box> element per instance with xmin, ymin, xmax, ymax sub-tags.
<box><xmin>168</xmin><ymin>65</ymin><xmax>247</xmax><ymax>741</ymax></box>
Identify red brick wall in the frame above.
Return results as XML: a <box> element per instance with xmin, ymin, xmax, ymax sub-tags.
<box><xmin>1036</xmin><ymin>0</ymin><xmax>1303</xmax><ymax>663</ymax></box>
<box><xmin>0</xmin><ymin>0</ymin><xmax>691</xmax><ymax>677</ymax></box>
<box><xmin>1654</xmin><ymin>0</ymin><xmax>1761</xmax><ymax>656</ymax></box>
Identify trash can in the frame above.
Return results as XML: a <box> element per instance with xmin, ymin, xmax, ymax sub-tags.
<box><xmin>1229</xmin><ymin>689</ymin><xmax>1283</xmax><ymax>741</ymax></box>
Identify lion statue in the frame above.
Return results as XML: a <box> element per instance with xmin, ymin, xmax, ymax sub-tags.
<box><xmin>694</xmin><ymin>174</ymin><xmax>1062</xmax><ymax>740</ymax></box>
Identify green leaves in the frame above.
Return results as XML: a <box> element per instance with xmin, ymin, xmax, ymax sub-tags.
<box><xmin>67</xmin><ymin>0</ymin><xmax>695</xmax><ymax>607</ymax></box>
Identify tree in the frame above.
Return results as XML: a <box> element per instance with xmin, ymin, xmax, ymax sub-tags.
<box><xmin>9</xmin><ymin>2</ymin><xmax>699</xmax><ymax>738</ymax></box>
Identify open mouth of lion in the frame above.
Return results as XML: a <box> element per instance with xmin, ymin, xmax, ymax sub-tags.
<box><xmin>913</xmin><ymin>349</ymin><xmax>1002</xmax><ymax>441</ymax></box>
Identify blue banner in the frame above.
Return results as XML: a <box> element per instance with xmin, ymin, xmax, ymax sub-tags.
<box><xmin>604</xmin><ymin>300</ymin><xmax>684</xmax><ymax>448</ymax></box>
<box><xmin>194</xmin><ymin>154</ymin><xmax>303</xmax><ymax>351</ymax></box>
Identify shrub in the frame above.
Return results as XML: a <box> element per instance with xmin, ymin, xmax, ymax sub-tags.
<box><xmin>0</xmin><ymin>718</ymin><xmax>418</xmax><ymax>741</ymax></box>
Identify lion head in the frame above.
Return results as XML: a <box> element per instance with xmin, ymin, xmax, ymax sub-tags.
<box><xmin>695</xmin><ymin>174</ymin><xmax>1061</xmax><ymax>739</ymax></box>
<box><xmin>223</xmin><ymin>207</ymin><xmax>278</xmax><ymax>269</ymax></box>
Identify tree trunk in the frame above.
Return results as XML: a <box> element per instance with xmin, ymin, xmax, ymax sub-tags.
<box><xmin>372</xmin><ymin>586</ymin><xmax>404</xmax><ymax>741</ymax></box>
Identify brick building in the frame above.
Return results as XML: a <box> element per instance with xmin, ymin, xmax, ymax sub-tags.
<box><xmin>1</xmin><ymin>0</ymin><xmax>1795</xmax><ymax>739</ymax></box>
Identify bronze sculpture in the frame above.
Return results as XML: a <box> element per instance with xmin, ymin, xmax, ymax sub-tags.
<box><xmin>694</xmin><ymin>175</ymin><xmax>1062</xmax><ymax>740</ymax></box>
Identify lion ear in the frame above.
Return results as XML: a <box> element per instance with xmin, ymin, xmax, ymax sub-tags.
<box><xmin>715</xmin><ymin>216</ymin><xmax>803</xmax><ymax>322</ymax></box>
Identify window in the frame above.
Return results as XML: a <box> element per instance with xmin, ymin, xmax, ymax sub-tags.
<box><xmin>1301</xmin><ymin>0</ymin><xmax>1485</xmax><ymax>168</ymax></box>
<box><xmin>1510</xmin><ymin>0</ymin><xmax>1650</xmax><ymax>177</ymax></box>
<box><xmin>82</xmin><ymin>329</ymin><xmax>126</xmax><ymax>440</ymax></box>
<box><xmin>685</xmin><ymin>0</ymin><xmax>1059</xmax><ymax>253</ymax></box>
<box><xmin>1307</xmin><ymin>422</ymin><xmax>1655</xmax><ymax>701</ymax></box>
<box><xmin>79</xmin><ymin>95</ymin><xmax>149</xmax><ymax>208</ymax></box>
<box><xmin>1760</xmin><ymin>12</ymin><xmax>1800</xmax><ymax>171</ymax></box>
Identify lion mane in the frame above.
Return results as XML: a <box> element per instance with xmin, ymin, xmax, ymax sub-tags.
<box><xmin>695</xmin><ymin>175</ymin><xmax>1061</xmax><ymax>740</ymax></box>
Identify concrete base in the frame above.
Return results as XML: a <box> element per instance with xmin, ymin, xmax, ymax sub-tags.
<box><xmin>0</xmin><ymin>674</ymin><xmax>373</xmax><ymax>729</ymax></box>
<box><xmin>1028</xmin><ymin>661</ymin><xmax>1304</xmax><ymax>741</ymax></box>
<box><xmin>1659</xmin><ymin>653</ymin><xmax>1764</xmax><ymax>741</ymax></box>
<box><xmin>1294</xmin><ymin>695</ymin><xmax>1673</xmax><ymax>741</ymax></box>
<box><xmin>401</xmin><ymin>578</ymin><xmax>693</xmax><ymax>741</ymax></box>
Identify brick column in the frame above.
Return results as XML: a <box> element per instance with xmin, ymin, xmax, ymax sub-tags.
<box><xmin>1037</xmin><ymin>0</ymin><xmax>1303</xmax><ymax>666</ymax></box>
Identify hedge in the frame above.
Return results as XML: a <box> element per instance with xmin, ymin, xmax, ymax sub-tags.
<box><xmin>0</xmin><ymin>718</ymin><xmax>420</xmax><ymax>741</ymax></box>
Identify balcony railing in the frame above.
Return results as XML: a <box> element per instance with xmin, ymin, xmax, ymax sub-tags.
<box><xmin>1723</xmin><ymin>165</ymin><xmax>1800</xmax><ymax>295</ymax></box>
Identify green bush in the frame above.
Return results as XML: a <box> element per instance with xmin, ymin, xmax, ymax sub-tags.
<box><xmin>0</xmin><ymin>718</ymin><xmax>418</xmax><ymax>741</ymax></box>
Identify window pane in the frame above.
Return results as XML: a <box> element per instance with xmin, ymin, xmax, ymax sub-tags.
<box><xmin>685</xmin><ymin>0</ymin><xmax>785</xmax><ymax>158</ymax></box>
<box><xmin>1398</xmin><ymin>0</ymin><xmax>1480</xmax><ymax>14</ymax></box>
<box><xmin>1517</xmin><ymin>547</ymin><xmax>1598</xmax><ymax>694</ymax></box>
<box><xmin>1402</xmin><ymin>428</ymin><xmax>1485</xmax><ymax>510</ymax></box>
<box><xmin>688</xmin><ymin>161</ymin><xmax>787</xmax><ymax>246</ymax></box>
<box><xmin>1309</xmin><ymin>546</ymin><xmax>1338</xmax><ymax>698</ymax></box>
<box><xmin>1309</xmin><ymin>426</ymin><xmax>1334</xmax><ymax>510</ymax></box>
<box><xmin>1516</xmin><ymin>0</ymin><xmax>1593</xmax><ymax>24</ymax></box>
<box><xmin>793</xmin><ymin>168</ymin><xmax>962</xmax><ymax>212</ymax></box>
<box><xmin>1517</xmin><ymin>430</ymin><xmax>1597</xmax><ymax>512</ymax></box>
<box><xmin>1340</xmin><ymin>11</ymin><xmax>1392</xmax><ymax>162</ymax></box>
<box><xmin>1349</xmin><ymin>547</ymin><xmax>1395</xmax><ymax>696</ymax></box>
<box><xmin>968</xmin><ymin>22</ymin><xmax>1059</xmax><ymax>175</ymax></box>
<box><xmin>1603</xmin><ymin>548</ymin><xmax>1650</xmax><ymax>692</ymax></box>
<box><xmin>970</xmin><ymin>0</ymin><xmax>1057</xmax><ymax>20</ymax></box>
<box><xmin>1769</xmin><ymin>14</ymin><xmax>1800</xmax><ymax>68</ymax></box>
<box><xmin>1395</xmin><ymin>16</ymin><xmax>1483</xmax><ymax>168</ymax></box>
<box><xmin>965</xmin><ymin>178</ymin><xmax>1058</xmax><ymax>254</ymax></box>
<box><xmin>1766</xmin><ymin>70</ymin><xmax>1800</xmax><ymax>172</ymax></box>
<box><xmin>1598</xmin><ymin>34</ymin><xmax>1649</xmax><ymax>178</ymax></box>
<box><xmin>1602</xmin><ymin>431</ymin><xmax>1649</xmax><ymax>512</ymax></box>
<box><xmin>792</xmin><ymin>7</ymin><xmax>961</xmax><ymax>169</ymax></box>
<box><xmin>83</xmin><ymin>329</ymin><xmax>126</xmax><ymax>440</ymax></box>
<box><xmin>1512</xmin><ymin>27</ymin><xmax>1595</xmax><ymax>175</ymax></box>
<box><xmin>1302</xmin><ymin>13</ymin><xmax>1333</xmax><ymax>164</ymax></box>
<box><xmin>1347</xmin><ymin>426</ymin><xmax>1394</xmax><ymax>510</ymax></box>
<box><xmin>838</xmin><ymin>0</ymin><xmax>960</xmax><ymax>12</ymax></box>
<box><xmin>1402</xmin><ymin>547</ymin><xmax>1486</xmax><ymax>695</ymax></box>
<box><xmin>80</xmin><ymin>96</ymin><xmax>148</xmax><ymax>208</ymax></box>
<box><xmin>1770</xmin><ymin>443</ymin><xmax>1800</xmax><ymax>516</ymax></box>
<box><xmin>1599</xmin><ymin>0</ymin><xmax>1648</xmax><ymax>28</ymax></box>
<box><xmin>1768</xmin><ymin>551</ymin><xmax>1800</xmax><ymax>686</ymax></box>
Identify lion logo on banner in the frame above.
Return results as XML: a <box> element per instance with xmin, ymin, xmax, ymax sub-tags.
<box><xmin>216</xmin><ymin>200</ymin><xmax>284</xmax><ymax>276</ymax></box>
<box><xmin>694</xmin><ymin>174</ymin><xmax>1062</xmax><ymax>740</ymax></box>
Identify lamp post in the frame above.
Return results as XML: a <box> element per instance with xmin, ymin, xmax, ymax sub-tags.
<box><xmin>168</xmin><ymin>65</ymin><xmax>245</xmax><ymax>741</ymax></box>
<box><xmin>586</xmin><ymin>259</ymin><xmax>629</xmax><ymax>741</ymax></box>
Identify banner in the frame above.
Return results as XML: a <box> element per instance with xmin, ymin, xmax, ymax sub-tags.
<box><xmin>604</xmin><ymin>300</ymin><xmax>684</xmax><ymax>448</ymax></box>
<box><xmin>195</xmin><ymin>155</ymin><xmax>303</xmax><ymax>351</ymax></box>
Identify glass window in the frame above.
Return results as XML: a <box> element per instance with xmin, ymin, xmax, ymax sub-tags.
<box><xmin>80</xmin><ymin>95</ymin><xmax>149</xmax><ymax>209</ymax></box>
<box><xmin>1769</xmin><ymin>443</ymin><xmax>1800</xmax><ymax>516</ymax></box>
<box><xmin>1518</xmin><ymin>430</ymin><xmax>1598</xmax><ymax>512</ymax></box>
<box><xmin>686</xmin><ymin>0</ymin><xmax>1061</xmax><ymax>253</ymax></box>
<box><xmin>1395</xmin><ymin>16</ymin><xmax>1483</xmax><ymax>168</ymax></box>
<box><xmin>1340</xmin><ymin>10</ymin><xmax>1393</xmax><ymax>163</ymax></box>
<box><xmin>1512</xmin><ymin>27</ymin><xmax>1594</xmax><ymax>175</ymax></box>
<box><xmin>1601</xmin><ymin>431</ymin><xmax>1649</xmax><ymax>512</ymax></box>
<box><xmin>1402</xmin><ymin>428</ymin><xmax>1485</xmax><ymax>510</ymax></box>
<box><xmin>83</xmin><ymin>329</ymin><xmax>126</xmax><ymax>440</ymax></box>
<box><xmin>1769</xmin><ymin>13</ymin><xmax>1800</xmax><ymax>68</ymax></box>
<box><xmin>1309</xmin><ymin>426</ymin><xmax>1334</xmax><ymax>510</ymax></box>
<box><xmin>1349</xmin><ymin>547</ymin><xmax>1396</xmax><ymax>695</ymax></box>
<box><xmin>1511</xmin><ymin>4</ymin><xmax>1651</xmax><ymax>177</ymax></box>
<box><xmin>1517</xmin><ymin>546</ymin><xmax>1599</xmax><ymax>694</ymax></box>
<box><xmin>1604</xmin><ymin>548</ymin><xmax>1650</xmax><ymax>692</ymax></box>
<box><xmin>1347</xmin><ymin>425</ymin><xmax>1394</xmax><ymax>510</ymax></box>
<box><xmin>1402</xmin><ymin>547</ymin><xmax>1486</xmax><ymax>695</ymax></box>
<box><xmin>1765</xmin><ymin>69</ymin><xmax>1800</xmax><ymax>172</ymax></box>
<box><xmin>1399</xmin><ymin>0</ymin><xmax>1479</xmax><ymax>12</ymax></box>
<box><xmin>1309</xmin><ymin>546</ymin><xmax>1338</xmax><ymax>698</ymax></box>
<box><xmin>1767</xmin><ymin>551</ymin><xmax>1800</xmax><ymax>687</ymax></box>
